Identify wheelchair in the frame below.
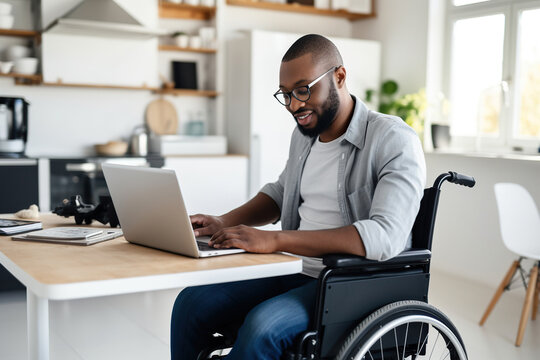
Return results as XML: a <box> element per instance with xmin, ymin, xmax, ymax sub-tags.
<box><xmin>198</xmin><ymin>171</ymin><xmax>475</xmax><ymax>360</ymax></box>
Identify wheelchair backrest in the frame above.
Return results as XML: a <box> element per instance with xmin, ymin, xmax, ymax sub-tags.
<box><xmin>411</xmin><ymin>187</ymin><xmax>441</xmax><ymax>251</ymax></box>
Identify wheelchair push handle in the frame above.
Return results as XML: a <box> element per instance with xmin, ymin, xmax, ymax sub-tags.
<box><xmin>433</xmin><ymin>171</ymin><xmax>476</xmax><ymax>190</ymax></box>
<box><xmin>448</xmin><ymin>171</ymin><xmax>476</xmax><ymax>188</ymax></box>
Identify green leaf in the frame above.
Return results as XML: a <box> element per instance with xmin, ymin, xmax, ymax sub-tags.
<box><xmin>365</xmin><ymin>89</ymin><xmax>374</xmax><ymax>102</ymax></box>
<box><xmin>381</xmin><ymin>80</ymin><xmax>399</xmax><ymax>96</ymax></box>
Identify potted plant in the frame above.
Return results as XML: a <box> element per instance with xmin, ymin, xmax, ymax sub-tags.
<box><xmin>366</xmin><ymin>80</ymin><xmax>427</xmax><ymax>139</ymax></box>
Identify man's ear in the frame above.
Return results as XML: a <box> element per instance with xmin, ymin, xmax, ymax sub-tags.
<box><xmin>335</xmin><ymin>66</ymin><xmax>347</xmax><ymax>89</ymax></box>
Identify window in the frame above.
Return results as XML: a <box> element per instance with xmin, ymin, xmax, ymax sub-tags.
<box><xmin>515</xmin><ymin>7</ymin><xmax>540</xmax><ymax>138</ymax></box>
<box><xmin>445</xmin><ymin>0</ymin><xmax>540</xmax><ymax>148</ymax></box>
<box><xmin>453</xmin><ymin>0</ymin><xmax>491</xmax><ymax>6</ymax></box>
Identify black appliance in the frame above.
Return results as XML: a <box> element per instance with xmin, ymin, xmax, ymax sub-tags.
<box><xmin>0</xmin><ymin>96</ymin><xmax>30</xmax><ymax>157</ymax></box>
<box><xmin>49</xmin><ymin>156</ymin><xmax>164</xmax><ymax>210</ymax></box>
<box><xmin>0</xmin><ymin>158</ymin><xmax>39</xmax><ymax>292</ymax></box>
<box><xmin>172</xmin><ymin>61</ymin><xmax>197</xmax><ymax>90</ymax></box>
<box><xmin>0</xmin><ymin>159</ymin><xmax>39</xmax><ymax>213</ymax></box>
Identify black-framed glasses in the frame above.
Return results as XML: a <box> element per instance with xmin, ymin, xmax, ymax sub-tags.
<box><xmin>273</xmin><ymin>66</ymin><xmax>341</xmax><ymax>106</ymax></box>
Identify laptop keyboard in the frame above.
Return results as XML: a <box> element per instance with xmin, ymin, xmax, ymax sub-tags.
<box><xmin>197</xmin><ymin>240</ymin><xmax>239</xmax><ymax>252</ymax></box>
<box><xmin>197</xmin><ymin>240</ymin><xmax>215</xmax><ymax>251</ymax></box>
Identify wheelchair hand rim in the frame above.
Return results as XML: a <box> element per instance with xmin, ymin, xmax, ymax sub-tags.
<box><xmin>353</xmin><ymin>314</ymin><xmax>468</xmax><ymax>360</ymax></box>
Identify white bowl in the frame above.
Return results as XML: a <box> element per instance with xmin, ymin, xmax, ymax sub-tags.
<box><xmin>0</xmin><ymin>14</ymin><xmax>13</xmax><ymax>29</ymax></box>
<box><xmin>5</xmin><ymin>45</ymin><xmax>31</xmax><ymax>61</ymax></box>
<box><xmin>14</xmin><ymin>57</ymin><xmax>38</xmax><ymax>75</ymax></box>
<box><xmin>189</xmin><ymin>35</ymin><xmax>201</xmax><ymax>49</ymax></box>
<box><xmin>0</xmin><ymin>2</ymin><xmax>12</xmax><ymax>16</ymax></box>
<box><xmin>0</xmin><ymin>61</ymin><xmax>13</xmax><ymax>74</ymax></box>
<box><xmin>94</xmin><ymin>141</ymin><xmax>128</xmax><ymax>156</ymax></box>
<box><xmin>174</xmin><ymin>34</ymin><xmax>189</xmax><ymax>48</ymax></box>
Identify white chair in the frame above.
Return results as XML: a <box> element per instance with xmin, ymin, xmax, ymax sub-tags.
<box><xmin>479</xmin><ymin>183</ymin><xmax>540</xmax><ymax>346</ymax></box>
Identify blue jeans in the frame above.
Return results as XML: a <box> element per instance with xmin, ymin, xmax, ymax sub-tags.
<box><xmin>170</xmin><ymin>274</ymin><xmax>317</xmax><ymax>360</ymax></box>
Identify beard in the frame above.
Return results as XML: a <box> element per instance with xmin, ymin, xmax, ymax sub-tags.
<box><xmin>295</xmin><ymin>81</ymin><xmax>340</xmax><ymax>138</ymax></box>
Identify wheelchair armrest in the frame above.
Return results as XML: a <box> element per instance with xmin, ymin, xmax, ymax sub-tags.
<box><xmin>322</xmin><ymin>249</ymin><xmax>431</xmax><ymax>269</ymax></box>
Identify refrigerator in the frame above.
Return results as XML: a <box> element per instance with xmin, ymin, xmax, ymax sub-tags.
<box><xmin>226</xmin><ymin>30</ymin><xmax>381</xmax><ymax>199</ymax></box>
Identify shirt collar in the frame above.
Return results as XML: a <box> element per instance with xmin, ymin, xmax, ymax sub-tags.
<box><xmin>342</xmin><ymin>95</ymin><xmax>369</xmax><ymax>151</ymax></box>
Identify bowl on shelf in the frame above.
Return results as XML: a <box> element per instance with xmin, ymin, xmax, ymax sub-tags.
<box><xmin>13</xmin><ymin>57</ymin><xmax>38</xmax><ymax>75</ymax></box>
<box><xmin>0</xmin><ymin>61</ymin><xmax>13</xmax><ymax>74</ymax></box>
<box><xmin>5</xmin><ymin>45</ymin><xmax>31</xmax><ymax>61</ymax></box>
<box><xmin>94</xmin><ymin>141</ymin><xmax>129</xmax><ymax>156</ymax></box>
<box><xmin>0</xmin><ymin>14</ymin><xmax>14</xmax><ymax>29</ymax></box>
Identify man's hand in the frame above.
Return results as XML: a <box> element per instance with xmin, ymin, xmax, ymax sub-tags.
<box><xmin>190</xmin><ymin>214</ymin><xmax>227</xmax><ymax>237</ymax></box>
<box><xmin>209</xmin><ymin>225</ymin><xmax>278</xmax><ymax>253</ymax></box>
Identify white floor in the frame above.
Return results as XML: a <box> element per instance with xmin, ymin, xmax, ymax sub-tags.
<box><xmin>0</xmin><ymin>269</ymin><xmax>539</xmax><ymax>360</ymax></box>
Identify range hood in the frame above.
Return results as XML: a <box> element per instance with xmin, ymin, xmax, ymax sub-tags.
<box><xmin>45</xmin><ymin>0</ymin><xmax>166</xmax><ymax>38</ymax></box>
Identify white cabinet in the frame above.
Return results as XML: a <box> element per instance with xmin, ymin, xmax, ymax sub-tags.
<box><xmin>226</xmin><ymin>30</ymin><xmax>381</xmax><ymax>196</ymax></box>
<box><xmin>163</xmin><ymin>156</ymin><xmax>248</xmax><ymax>216</ymax></box>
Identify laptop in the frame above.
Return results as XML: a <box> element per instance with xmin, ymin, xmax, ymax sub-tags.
<box><xmin>102</xmin><ymin>163</ymin><xmax>245</xmax><ymax>258</ymax></box>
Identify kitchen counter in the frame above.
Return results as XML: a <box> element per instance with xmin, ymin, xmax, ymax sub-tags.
<box><xmin>426</xmin><ymin>149</ymin><xmax>540</xmax><ymax>162</ymax></box>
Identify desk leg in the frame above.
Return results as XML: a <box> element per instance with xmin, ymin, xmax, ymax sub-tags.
<box><xmin>27</xmin><ymin>289</ymin><xmax>50</xmax><ymax>360</ymax></box>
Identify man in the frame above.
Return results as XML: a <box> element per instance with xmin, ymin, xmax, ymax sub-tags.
<box><xmin>170</xmin><ymin>34</ymin><xmax>426</xmax><ymax>360</ymax></box>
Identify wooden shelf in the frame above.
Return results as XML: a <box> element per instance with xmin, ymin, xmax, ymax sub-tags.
<box><xmin>0</xmin><ymin>72</ymin><xmax>42</xmax><ymax>85</ymax></box>
<box><xmin>42</xmin><ymin>81</ymin><xmax>159</xmax><ymax>91</ymax></box>
<box><xmin>159</xmin><ymin>44</ymin><xmax>217</xmax><ymax>54</ymax></box>
<box><xmin>155</xmin><ymin>89</ymin><xmax>219</xmax><ymax>97</ymax></box>
<box><xmin>159</xmin><ymin>2</ymin><xmax>216</xmax><ymax>20</ymax></box>
<box><xmin>226</xmin><ymin>0</ymin><xmax>374</xmax><ymax>20</ymax></box>
<box><xmin>0</xmin><ymin>28</ymin><xmax>40</xmax><ymax>38</ymax></box>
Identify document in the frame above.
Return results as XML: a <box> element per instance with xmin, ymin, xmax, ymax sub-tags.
<box><xmin>12</xmin><ymin>227</ymin><xmax>123</xmax><ymax>246</ymax></box>
<box><xmin>0</xmin><ymin>218</ymin><xmax>42</xmax><ymax>235</ymax></box>
<box><xmin>24</xmin><ymin>227</ymin><xmax>104</xmax><ymax>240</ymax></box>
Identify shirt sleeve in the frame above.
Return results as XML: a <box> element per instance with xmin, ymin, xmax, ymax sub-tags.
<box><xmin>259</xmin><ymin>158</ymin><xmax>288</xmax><ymax>217</ymax></box>
<box><xmin>353</xmin><ymin>122</ymin><xmax>426</xmax><ymax>261</ymax></box>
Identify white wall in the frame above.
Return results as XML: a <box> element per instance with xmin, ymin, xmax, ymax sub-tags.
<box><xmin>351</xmin><ymin>0</ymin><xmax>429</xmax><ymax>95</ymax></box>
<box><xmin>426</xmin><ymin>153</ymin><xmax>540</xmax><ymax>288</ymax></box>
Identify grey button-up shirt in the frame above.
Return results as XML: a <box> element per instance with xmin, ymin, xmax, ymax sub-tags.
<box><xmin>260</xmin><ymin>97</ymin><xmax>426</xmax><ymax>261</ymax></box>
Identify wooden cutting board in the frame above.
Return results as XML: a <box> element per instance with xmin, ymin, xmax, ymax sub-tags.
<box><xmin>145</xmin><ymin>99</ymin><xmax>178</xmax><ymax>135</ymax></box>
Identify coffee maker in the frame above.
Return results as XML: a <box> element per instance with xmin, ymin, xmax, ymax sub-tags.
<box><xmin>0</xmin><ymin>96</ymin><xmax>29</xmax><ymax>157</ymax></box>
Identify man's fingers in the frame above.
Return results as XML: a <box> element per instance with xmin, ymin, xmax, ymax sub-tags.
<box><xmin>194</xmin><ymin>226</ymin><xmax>214</xmax><ymax>237</ymax></box>
<box><xmin>215</xmin><ymin>239</ymin><xmax>242</xmax><ymax>249</ymax></box>
<box><xmin>210</xmin><ymin>230</ymin><xmax>239</xmax><ymax>245</ymax></box>
<box><xmin>189</xmin><ymin>214</ymin><xmax>206</xmax><ymax>225</ymax></box>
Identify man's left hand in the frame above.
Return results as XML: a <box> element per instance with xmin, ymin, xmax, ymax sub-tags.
<box><xmin>209</xmin><ymin>225</ymin><xmax>278</xmax><ymax>253</ymax></box>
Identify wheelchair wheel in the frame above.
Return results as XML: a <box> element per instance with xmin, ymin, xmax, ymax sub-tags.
<box><xmin>335</xmin><ymin>300</ymin><xmax>467</xmax><ymax>360</ymax></box>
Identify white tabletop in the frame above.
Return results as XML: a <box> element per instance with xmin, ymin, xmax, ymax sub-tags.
<box><xmin>0</xmin><ymin>214</ymin><xmax>302</xmax><ymax>300</ymax></box>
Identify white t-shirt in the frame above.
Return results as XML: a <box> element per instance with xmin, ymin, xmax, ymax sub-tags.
<box><xmin>298</xmin><ymin>134</ymin><xmax>346</xmax><ymax>277</ymax></box>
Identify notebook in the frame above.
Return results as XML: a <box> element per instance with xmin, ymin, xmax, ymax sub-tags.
<box><xmin>0</xmin><ymin>218</ymin><xmax>42</xmax><ymax>235</ymax></box>
<box><xmin>101</xmin><ymin>163</ymin><xmax>245</xmax><ymax>258</ymax></box>
<box><xmin>12</xmin><ymin>227</ymin><xmax>123</xmax><ymax>246</ymax></box>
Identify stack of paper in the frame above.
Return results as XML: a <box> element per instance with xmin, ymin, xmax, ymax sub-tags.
<box><xmin>0</xmin><ymin>219</ymin><xmax>42</xmax><ymax>235</ymax></box>
<box><xmin>12</xmin><ymin>227</ymin><xmax>123</xmax><ymax>246</ymax></box>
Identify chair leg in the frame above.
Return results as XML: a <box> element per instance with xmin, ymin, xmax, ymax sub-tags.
<box><xmin>532</xmin><ymin>273</ymin><xmax>540</xmax><ymax>321</ymax></box>
<box><xmin>516</xmin><ymin>263</ymin><xmax>539</xmax><ymax>347</ymax></box>
<box><xmin>479</xmin><ymin>260</ymin><xmax>520</xmax><ymax>326</ymax></box>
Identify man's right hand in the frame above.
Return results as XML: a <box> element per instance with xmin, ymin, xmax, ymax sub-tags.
<box><xmin>189</xmin><ymin>214</ymin><xmax>227</xmax><ymax>237</ymax></box>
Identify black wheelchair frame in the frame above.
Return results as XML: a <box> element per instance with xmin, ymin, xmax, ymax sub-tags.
<box><xmin>199</xmin><ymin>171</ymin><xmax>475</xmax><ymax>360</ymax></box>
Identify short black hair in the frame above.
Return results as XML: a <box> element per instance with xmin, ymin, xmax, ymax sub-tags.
<box><xmin>282</xmin><ymin>34</ymin><xmax>343</xmax><ymax>67</ymax></box>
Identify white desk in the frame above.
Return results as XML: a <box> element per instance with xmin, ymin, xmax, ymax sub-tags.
<box><xmin>0</xmin><ymin>214</ymin><xmax>301</xmax><ymax>360</ymax></box>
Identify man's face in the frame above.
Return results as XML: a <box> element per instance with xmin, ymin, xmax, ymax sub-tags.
<box><xmin>278</xmin><ymin>54</ymin><xmax>340</xmax><ymax>137</ymax></box>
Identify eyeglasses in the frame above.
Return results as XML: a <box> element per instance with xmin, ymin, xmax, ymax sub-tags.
<box><xmin>273</xmin><ymin>66</ymin><xmax>341</xmax><ymax>106</ymax></box>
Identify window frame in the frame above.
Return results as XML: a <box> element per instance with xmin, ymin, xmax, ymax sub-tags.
<box><xmin>443</xmin><ymin>0</ymin><xmax>540</xmax><ymax>150</ymax></box>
